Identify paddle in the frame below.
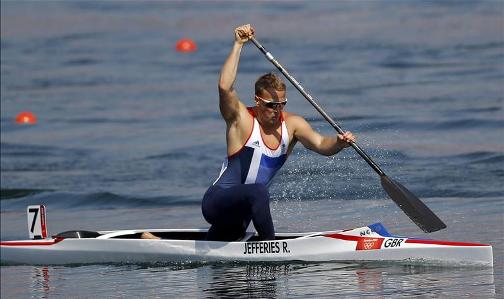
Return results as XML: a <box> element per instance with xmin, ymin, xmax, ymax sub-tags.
<box><xmin>250</xmin><ymin>37</ymin><xmax>446</xmax><ymax>233</ymax></box>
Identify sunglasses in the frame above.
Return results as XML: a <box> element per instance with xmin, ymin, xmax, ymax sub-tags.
<box><xmin>255</xmin><ymin>95</ymin><xmax>288</xmax><ymax>109</ymax></box>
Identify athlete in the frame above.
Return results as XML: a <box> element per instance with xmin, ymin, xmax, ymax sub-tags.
<box><xmin>202</xmin><ymin>24</ymin><xmax>356</xmax><ymax>241</ymax></box>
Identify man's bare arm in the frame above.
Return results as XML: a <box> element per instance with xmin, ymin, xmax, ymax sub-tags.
<box><xmin>291</xmin><ymin>115</ymin><xmax>355</xmax><ymax>156</ymax></box>
<box><xmin>218</xmin><ymin>24</ymin><xmax>254</xmax><ymax>122</ymax></box>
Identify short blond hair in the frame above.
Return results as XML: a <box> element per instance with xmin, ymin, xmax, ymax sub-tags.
<box><xmin>255</xmin><ymin>72</ymin><xmax>286</xmax><ymax>95</ymax></box>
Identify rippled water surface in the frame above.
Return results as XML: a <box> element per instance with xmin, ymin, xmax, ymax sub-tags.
<box><xmin>1</xmin><ymin>1</ymin><xmax>503</xmax><ymax>298</ymax></box>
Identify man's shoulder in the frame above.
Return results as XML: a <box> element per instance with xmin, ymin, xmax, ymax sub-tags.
<box><xmin>283</xmin><ymin>111</ymin><xmax>311</xmax><ymax>132</ymax></box>
<box><xmin>283</xmin><ymin>111</ymin><xmax>307</xmax><ymax>123</ymax></box>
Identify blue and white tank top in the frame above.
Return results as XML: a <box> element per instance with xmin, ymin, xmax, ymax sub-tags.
<box><xmin>213</xmin><ymin>108</ymin><xmax>289</xmax><ymax>188</ymax></box>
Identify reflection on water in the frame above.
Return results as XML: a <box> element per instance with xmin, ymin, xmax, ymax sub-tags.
<box><xmin>356</xmin><ymin>269</ymin><xmax>384</xmax><ymax>295</ymax></box>
<box><xmin>203</xmin><ymin>263</ymin><xmax>290</xmax><ymax>298</ymax></box>
<box><xmin>1</xmin><ymin>262</ymin><xmax>496</xmax><ymax>298</ymax></box>
<box><xmin>31</xmin><ymin>266</ymin><xmax>51</xmax><ymax>299</ymax></box>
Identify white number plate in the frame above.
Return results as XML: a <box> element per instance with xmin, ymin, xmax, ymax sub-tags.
<box><xmin>27</xmin><ymin>205</ymin><xmax>47</xmax><ymax>239</ymax></box>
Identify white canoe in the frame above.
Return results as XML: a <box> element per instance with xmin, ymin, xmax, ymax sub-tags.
<box><xmin>0</xmin><ymin>223</ymin><xmax>493</xmax><ymax>266</ymax></box>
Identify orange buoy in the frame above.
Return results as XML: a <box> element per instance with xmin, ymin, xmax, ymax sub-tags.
<box><xmin>176</xmin><ymin>38</ymin><xmax>197</xmax><ymax>53</ymax></box>
<box><xmin>16</xmin><ymin>111</ymin><xmax>37</xmax><ymax>124</ymax></box>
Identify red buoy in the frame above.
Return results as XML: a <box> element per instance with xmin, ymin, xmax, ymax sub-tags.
<box><xmin>16</xmin><ymin>111</ymin><xmax>37</xmax><ymax>124</ymax></box>
<box><xmin>176</xmin><ymin>38</ymin><xmax>197</xmax><ymax>53</ymax></box>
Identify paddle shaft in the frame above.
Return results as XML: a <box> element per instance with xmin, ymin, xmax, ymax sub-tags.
<box><xmin>250</xmin><ymin>37</ymin><xmax>447</xmax><ymax>233</ymax></box>
<box><xmin>251</xmin><ymin>37</ymin><xmax>385</xmax><ymax>176</ymax></box>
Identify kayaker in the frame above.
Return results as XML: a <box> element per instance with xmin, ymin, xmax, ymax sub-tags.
<box><xmin>202</xmin><ymin>24</ymin><xmax>356</xmax><ymax>241</ymax></box>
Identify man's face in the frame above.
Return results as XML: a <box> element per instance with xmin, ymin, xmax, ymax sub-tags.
<box><xmin>255</xmin><ymin>89</ymin><xmax>287</xmax><ymax>126</ymax></box>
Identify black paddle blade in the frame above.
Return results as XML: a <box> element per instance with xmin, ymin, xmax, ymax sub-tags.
<box><xmin>380</xmin><ymin>176</ymin><xmax>447</xmax><ymax>233</ymax></box>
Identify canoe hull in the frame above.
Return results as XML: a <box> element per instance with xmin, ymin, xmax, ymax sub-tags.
<box><xmin>1</xmin><ymin>224</ymin><xmax>493</xmax><ymax>266</ymax></box>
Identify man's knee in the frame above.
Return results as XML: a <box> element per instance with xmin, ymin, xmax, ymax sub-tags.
<box><xmin>206</xmin><ymin>225</ymin><xmax>245</xmax><ymax>242</ymax></box>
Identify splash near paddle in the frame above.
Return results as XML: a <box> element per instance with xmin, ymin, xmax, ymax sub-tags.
<box><xmin>249</xmin><ymin>36</ymin><xmax>446</xmax><ymax>233</ymax></box>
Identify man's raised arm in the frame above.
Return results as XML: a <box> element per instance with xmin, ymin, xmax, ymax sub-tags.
<box><xmin>218</xmin><ymin>24</ymin><xmax>254</xmax><ymax>122</ymax></box>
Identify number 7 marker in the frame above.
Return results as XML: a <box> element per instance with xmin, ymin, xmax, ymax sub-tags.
<box><xmin>27</xmin><ymin>205</ymin><xmax>47</xmax><ymax>239</ymax></box>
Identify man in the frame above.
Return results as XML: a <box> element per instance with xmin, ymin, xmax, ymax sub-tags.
<box><xmin>202</xmin><ymin>24</ymin><xmax>356</xmax><ymax>241</ymax></box>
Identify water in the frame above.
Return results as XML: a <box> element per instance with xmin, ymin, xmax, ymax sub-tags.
<box><xmin>1</xmin><ymin>1</ymin><xmax>503</xmax><ymax>298</ymax></box>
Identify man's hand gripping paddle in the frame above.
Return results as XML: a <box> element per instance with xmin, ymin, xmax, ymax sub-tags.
<box><xmin>250</xmin><ymin>37</ymin><xmax>446</xmax><ymax>233</ymax></box>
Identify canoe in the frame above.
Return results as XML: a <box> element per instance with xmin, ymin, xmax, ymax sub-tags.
<box><xmin>1</xmin><ymin>222</ymin><xmax>493</xmax><ymax>266</ymax></box>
